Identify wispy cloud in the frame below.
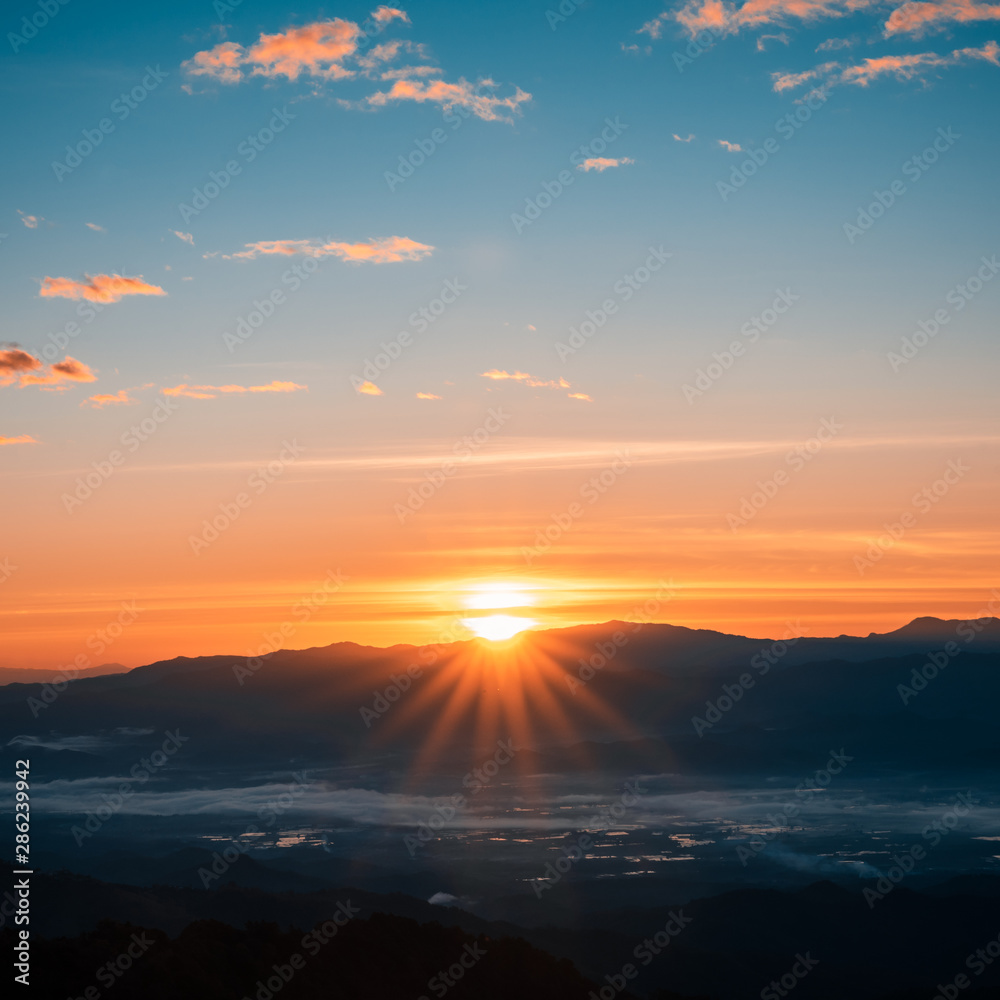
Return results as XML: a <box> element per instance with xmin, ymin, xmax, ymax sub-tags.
<box><xmin>82</xmin><ymin>389</ymin><xmax>139</xmax><ymax>408</ymax></box>
<box><xmin>416</xmin><ymin>391</ymin><xmax>441</xmax><ymax>399</ymax></box>
<box><xmin>717</xmin><ymin>139</ymin><xmax>743</xmax><ymax>152</ymax></box>
<box><xmin>161</xmin><ymin>380</ymin><xmax>308</xmax><ymax>399</ymax></box>
<box><xmin>356</xmin><ymin>381</ymin><xmax>384</xmax><ymax>396</ymax></box>
<box><xmin>481</xmin><ymin>369</ymin><xmax>571</xmax><ymax>390</ymax></box>
<box><xmin>170</xmin><ymin>229</ymin><xmax>195</xmax><ymax>245</ymax></box>
<box><xmin>221</xmin><ymin>236</ymin><xmax>433</xmax><ymax>264</ymax></box>
<box><xmin>577</xmin><ymin>156</ymin><xmax>635</xmax><ymax>171</ymax></box>
<box><xmin>17</xmin><ymin>210</ymin><xmax>42</xmax><ymax>229</ymax></box>
<box><xmin>885</xmin><ymin>0</ymin><xmax>1000</xmax><ymax>37</ymax></box>
<box><xmin>772</xmin><ymin>39</ymin><xmax>1000</xmax><ymax>91</ymax></box>
<box><xmin>183</xmin><ymin>9</ymin><xmax>530</xmax><ymax>122</ymax></box>
<box><xmin>672</xmin><ymin>132</ymin><xmax>695</xmax><ymax>142</ymax></box>
<box><xmin>39</xmin><ymin>273</ymin><xmax>166</xmax><ymax>303</ymax></box>
<box><xmin>0</xmin><ymin>434</ymin><xmax>38</xmax><ymax>446</ymax></box>
<box><xmin>85</xmin><ymin>222</ymin><xmax>106</xmax><ymax>233</ymax></box>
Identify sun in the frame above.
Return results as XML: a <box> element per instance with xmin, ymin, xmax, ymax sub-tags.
<box><xmin>462</xmin><ymin>613</ymin><xmax>537</xmax><ymax>641</ymax></box>
<box><xmin>459</xmin><ymin>583</ymin><xmax>538</xmax><ymax>641</ymax></box>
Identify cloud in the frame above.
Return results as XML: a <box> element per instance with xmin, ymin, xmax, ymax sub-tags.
<box><xmin>85</xmin><ymin>222</ymin><xmax>106</xmax><ymax>232</ymax></box>
<box><xmin>416</xmin><ymin>392</ymin><xmax>441</xmax><ymax>399</ymax></box>
<box><xmin>183</xmin><ymin>10</ymin><xmax>529</xmax><ymax>123</ymax></box>
<box><xmin>0</xmin><ymin>434</ymin><xmax>37</xmax><ymax>446</ymax></box>
<box><xmin>885</xmin><ymin>0</ymin><xmax>1000</xmax><ymax>37</ymax></box>
<box><xmin>1</xmin><ymin>349</ymin><xmax>95</xmax><ymax>391</ymax></box>
<box><xmin>816</xmin><ymin>35</ymin><xmax>855</xmax><ymax>49</ymax></box>
<box><xmin>672</xmin><ymin>0</ymin><xmax>880</xmax><ymax>39</ymax></box>
<box><xmin>672</xmin><ymin>132</ymin><xmax>696</xmax><ymax>142</ymax></box>
<box><xmin>357</xmin><ymin>381</ymin><xmax>384</xmax><ymax>396</ymax></box>
<box><xmin>171</xmin><ymin>229</ymin><xmax>195</xmax><ymax>245</ymax></box>
<box><xmin>757</xmin><ymin>31</ymin><xmax>791</xmax><ymax>47</ymax></box>
<box><xmin>19</xmin><ymin>356</ymin><xmax>97</xmax><ymax>389</ymax></box>
<box><xmin>82</xmin><ymin>389</ymin><xmax>138</xmax><ymax>408</ymax></box>
<box><xmin>223</xmin><ymin>236</ymin><xmax>434</xmax><ymax>263</ymax></box>
<box><xmin>481</xmin><ymin>369</ymin><xmax>571</xmax><ymax>390</ymax></box>
<box><xmin>161</xmin><ymin>380</ymin><xmax>307</xmax><ymax>399</ymax></box>
<box><xmin>718</xmin><ymin>139</ymin><xmax>743</xmax><ymax>151</ymax></box>
<box><xmin>39</xmin><ymin>273</ymin><xmax>167</xmax><ymax>304</ymax></box>
<box><xmin>772</xmin><ymin>39</ymin><xmax>1000</xmax><ymax>90</ymax></box>
<box><xmin>0</xmin><ymin>349</ymin><xmax>43</xmax><ymax>382</ymax></box>
<box><xmin>567</xmin><ymin>392</ymin><xmax>593</xmax><ymax>401</ymax></box>
<box><xmin>17</xmin><ymin>210</ymin><xmax>42</xmax><ymax>229</ymax></box>
<box><xmin>361</xmin><ymin>77</ymin><xmax>532</xmax><ymax>122</ymax></box>
<box><xmin>577</xmin><ymin>157</ymin><xmax>635</xmax><ymax>171</ymax></box>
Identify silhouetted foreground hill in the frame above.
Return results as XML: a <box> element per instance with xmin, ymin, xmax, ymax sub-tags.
<box><xmin>12</xmin><ymin>867</ymin><xmax>1000</xmax><ymax>1000</ymax></box>
<box><xmin>4</xmin><ymin>913</ymin><xmax>606</xmax><ymax>1000</ymax></box>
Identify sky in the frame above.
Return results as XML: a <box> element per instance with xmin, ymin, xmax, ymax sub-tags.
<box><xmin>1</xmin><ymin>0</ymin><xmax>998</xmax><ymax>668</ymax></box>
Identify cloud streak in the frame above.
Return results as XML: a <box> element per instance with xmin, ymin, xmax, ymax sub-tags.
<box><xmin>222</xmin><ymin>236</ymin><xmax>434</xmax><ymax>263</ymax></box>
<box><xmin>39</xmin><ymin>274</ymin><xmax>166</xmax><ymax>303</ymax></box>
<box><xmin>161</xmin><ymin>380</ymin><xmax>308</xmax><ymax>399</ymax></box>
<box><xmin>0</xmin><ymin>434</ymin><xmax>38</xmax><ymax>446</ymax></box>
<box><xmin>577</xmin><ymin>157</ymin><xmax>635</xmax><ymax>171</ymax></box>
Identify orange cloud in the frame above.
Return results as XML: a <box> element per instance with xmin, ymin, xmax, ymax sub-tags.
<box><xmin>577</xmin><ymin>157</ymin><xmax>635</xmax><ymax>171</ymax></box>
<box><xmin>718</xmin><ymin>139</ymin><xmax>743</xmax><ymax>152</ymax></box>
<box><xmin>372</xmin><ymin>5</ymin><xmax>409</xmax><ymax>23</ymax></box>
<box><xmin>772</xmin><ymin>39</ymin><xmax>1000</xmax><ymax>90</ymax></box>
<box><xmin>885</xmin><ymin>0</ymin><xmax>1000</xmax><ymax>36</ymax></box>
<box><xmin>82</xmin><ymin>389</ymin><xmax>137</xmax><ymax>408</ymax></box>
<box><xmin>0</xmin><ymin>349</ymin><xmax>43</xmax><ymax>383</ymax></box>
<box><xmin>357</xmin><ymin>381</ymin><xmax>384</xmax><ymax>396</ymax></box>
<box><xmin>17</xmin><ymin>210</ymin><xmax>42</xmax><ymax>229</ymax></box>
<box><xmin>162</xmin><ymin>381</ymin><xmax>307</xmax><ymax>399</ymax></box>
<box><xmin>416</xmin><ymin>392</ymin><xmax>441</xmax><ymax>399</ymax></box>
<box><xmin>39</xmin><ymin>273</ymin><xmax>166</xmax><ymax>304</ymax></box>
<box><xmin>244</xmin><ymin>19</ymin><xmax>360</xmax><ymax>81</ymax></box>
<box><xmin>363</xmin><ymin>77</ymin><xmax>531</xmax><ymax>122</ymax></box>
<box><xmin>673</xmin><ymin>0</ymin><xmax>880</xmax><ymax>37</ymax></box>
<box><xmin>0</xmin><ymin>434</ymin><xmax>37</xmax><ymax>445</ymax></box>
<box><xmin>19</xmin><ymin>356</ymin><xmax>97</xmax><ymax>389</ymax></box>
<box><xmin>171</xmin><ymin>230</ymin><xmax>194</xmax><ymax>245</ymax></box>
<box><xmin>567</xmin><ymin>393</ymin><xmax>594</xmax><ymax>401</ymax></box>
<box><xmin>224</xmin><ymin>236</ymin><xmax>434</xmax><ymax>264</ymax></box>
<box><xmin>480</xmin><ymin>370</ymin><xmax>571</xmax><ymax>390</ymax></box>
